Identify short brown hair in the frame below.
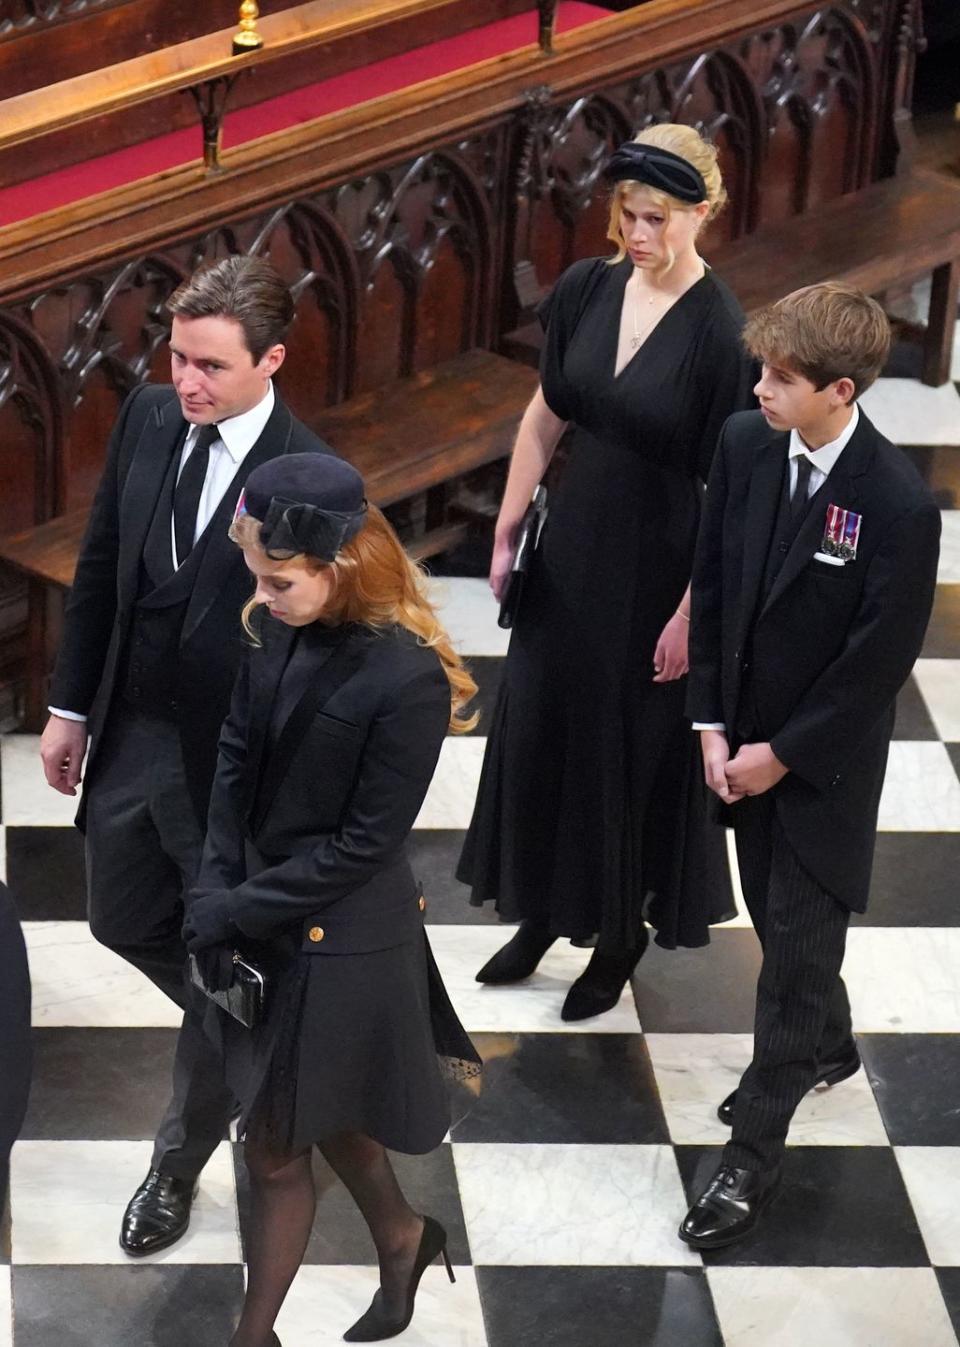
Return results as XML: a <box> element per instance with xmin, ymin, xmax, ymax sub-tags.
<box><xmin>744</xmin><ymin>283</ymin><xmax>890</xmax><ymax>399</ymax></box>
<box><xmin>167</xmin><ymin>255</ymin><xmax>295</xmax><ymax>363</ymax></box>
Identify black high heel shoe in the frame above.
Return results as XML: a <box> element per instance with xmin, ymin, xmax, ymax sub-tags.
<box><xmin>560</xmin><ymin>928</ymin><xmax>649</xmax><ymax>1022</ymax></box>
<box><xmin>475</xmin><ymin>921</ymin><xmax>555</xmax><ymax>984</ymax></box>
<box><xmin>343</xmin><ymin>1215</ymin><xmax>455</xmax><ymax>1343</ymax></box>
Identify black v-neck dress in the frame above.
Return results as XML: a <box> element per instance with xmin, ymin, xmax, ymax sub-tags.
<box><xmin>458</xmin><ymin>257</ymin><xmax>755</xmax><ymax>949</ymax></box>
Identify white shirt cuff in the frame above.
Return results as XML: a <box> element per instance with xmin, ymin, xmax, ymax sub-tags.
<box><xmin>48</xmin><ymin>707</ymin><xmax>87</xmax><ymax>723</ymax></box>
<box><xmin>692</xmin><ymin>722</ymin><xmax>726</xmax><ymax>731</ymax></box>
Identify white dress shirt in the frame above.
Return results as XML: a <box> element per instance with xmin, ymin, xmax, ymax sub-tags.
<box><xmin>50</xmin><ymin>382</ymin><xmax>275</xmax><ymax>722</ymax></box>
<box><xmin>692</xmin><ymin>404</ymin><xmax>860</xmax><ymax>732</ymax></box>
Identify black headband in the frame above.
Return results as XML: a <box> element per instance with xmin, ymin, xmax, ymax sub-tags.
<box><xmin>251</xmin><ymin>493</ymin><xmax>368</xmax><ymax>561</ymax></box>
<box><xmin>603</xmin><ymin>142</ymin><xmax>707</xmax><ymax>204</ymax></box>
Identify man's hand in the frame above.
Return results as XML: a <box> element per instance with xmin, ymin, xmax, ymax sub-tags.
<box><xmin>40</xmin><ymin>715</ymin><xmax>89</xmax><ymax>796</ymax></box>
<box><xmin>700</xmin><ymin>730</ymin><xmax>742</xmax><ymax>803</ymax></box>
<box><xmin>725</xmin><ymin>742</ymin><xmax>788</xmax><ymax>798</ymax></box>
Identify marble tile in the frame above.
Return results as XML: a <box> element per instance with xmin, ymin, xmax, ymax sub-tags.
<box><xmin>877</xmin><ymin>741</ymin><xmax>960</xmax><ymax>831</ymax></box>
<box><xmin>938</xmin><ymin>512</ymin><xmax>960</xmax><ymax>584</ymax></box>
<box><xmin>936</xmin><ymin>1268</ymin><xmax>960</xmax><ymax>1344</ymax></box>
<box><xmin>426</xmin><ymin>926</ymin><xmax>641</xmax><ymax>1034</ymax></box>
<box><xmin>893</xmin><ymin>673</ymin><xmax>939</xmax><ymax>740</ymax></box>
<box><xmin>10</xmin><ymin>1140</ymin><xmax>241</xmax><ymax>1265</ymax></box>
<box><xmin>452</xmin><ymin>1142</ymin><xmax>700</xmax><ymax>1267</ymax></box>
<box><xmin>11</xmin><ymin>1265</ymin><xmax>243</xmax><ymax>1347</ymax></box>
<box><xmin>477</xmin><ymin>1266</ymin><xmax>722</xmax><ymax>1347</ymax></box>
<box><xmin>913</xmin><ymin>658</ymin><xmax>960</xmax><ymax>740</ymax></box>
<box><xmin>426</xmin><ymin>577</ymin><xmax>509</xmax><ymax>658</ymax></box>
<box><xmin>646</xmin><ymin>1033</ymin><xmax>887</xmax><ymax>1147</ymax></box>
<box><xmin>845</xmin><ymin>928</ymin><xmax>960</xmax><ymax>1032</ymax></box>
<box><xmin>631</xmin><ymin>929</ymin><xmax>762</xmax><ymax>1034</ymax></box>
<box><xmin>5</xmin><ymin>825</ymin><xmax>86</xmax><ymax>920</ymax></box>
<box><xmin>708</xmin><ymin>1266</ymin><xmax>958</xmax><ymax>1347</ymax></box>
<box><xmin>275</xmin><ymin>1264</ymin><xmax>487</xmax><ymax>1347</ymax></box>
<box><xmin>408</xmin><ymin>832</ymin><xmax>498</xmax><ymax>924</ymax></box>
<box><xmin>723</xmin><ymin>828</ymin><xmax>753</xmax><ymax>927</ymax></box>
<box><xmin>860</xmin><ymin>377</ymin><xmax>960</xmax><ymax>446</ymax></box>
<box><xmin>415</xmin><ymin>737</ymin><xmax>486</xmax><ymax>829</ymax></box>
<box><xmin>922</xmin><ymin>584</ymin><xmax>960</xmax><ymax>659</ymax></box>
<box><xmin>860</xmin><ymin>1034</ymin><xmax>960</xmax><ymax>1146</ymax></box>
<box><xmin>0</xmin><ymin>736</ymin><xmax>78</xmax><ymax>828</ymax></box>
<box><xmin>895</xmin><ymin>1147</ymin><xmax>960</xmax><ymax>1267</ymax></box>
<box><xmin>0</xmin><ymin>1269</ymin><xmax>9</xmax><ymax>1347</ymax></box>
<box><xmin>859</xmin><ymin>834</ymin><xmax>960</xmax><ymax>925</ymax></box>
<box><xmin>23</xmin><ymin>922</ymin><xmax>181</xmax><ymax>1028</ymax></box>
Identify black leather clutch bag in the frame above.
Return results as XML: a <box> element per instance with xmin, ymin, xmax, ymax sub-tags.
<box><xmin>188</xmin><ymin>952</ymin><xmax>267</xmax><ymax>1029</ymax></box>
<box><xmin>498</xmin><ymin>485</ymin><xmax>547</xmax><ymax>630</ymax></box>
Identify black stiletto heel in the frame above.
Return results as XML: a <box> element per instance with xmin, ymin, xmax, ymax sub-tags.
<box><xmin>343</xmin><ymin>1215</ymin><xmax>453</xmax><ymax>1342</ymax></box>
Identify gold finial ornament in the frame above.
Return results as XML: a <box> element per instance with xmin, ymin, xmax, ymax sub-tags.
<box><xmin>233</xmin><ymin>1</ymin><xmax>264</xmax><ymax>56</ymax></box>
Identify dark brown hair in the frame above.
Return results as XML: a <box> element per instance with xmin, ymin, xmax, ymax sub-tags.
<box><xmin>744</xmin><ymin>282</ymin><xmax>891</xmax><ymax>399</ymax></box>
<box><xmin>167</xmin><ymin>255</ymin><xmax>295</xmax><ymax>363</ymax></box>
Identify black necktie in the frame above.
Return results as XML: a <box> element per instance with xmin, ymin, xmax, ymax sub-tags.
<box><xmin>173</xmin><ymin>423</ymin><xmax>219</xmax><ymax>567</ymax></box>
<box><xmin>790</xmin><ymin>454</ymin><xmax>814</xmax><ymax>524</ymax></box>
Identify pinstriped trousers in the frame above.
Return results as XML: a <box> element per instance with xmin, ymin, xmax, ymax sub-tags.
<box><xmin>724</xmin><ymin>791</ymin><xmax>853</xmax><ymax>1171</ymax></box>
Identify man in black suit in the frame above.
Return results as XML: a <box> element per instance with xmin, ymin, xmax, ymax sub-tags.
<box><xmin>0</xmin><ymin>882</ymin><xmax>32</xmax><ymax>1216</ymax></box>
<box><xmin>680</xmin><ymin>283</ymin><xmax>940</xmax><ymax>1249</ymax></box>
<box><xmin>39</xmin><ymin>255</ymin><xmax>335</xmax><ymax>1256</ymax></box>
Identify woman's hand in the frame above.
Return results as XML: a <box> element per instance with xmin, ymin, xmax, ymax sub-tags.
<box><xmin>652</xmin><ymin>611</ymin><xmax>690</xmax><ymax>682</ymax></box>
<box><xmin>489</xmin><ymin>521</ymin><xmax>520</xmax><ymax>602</ymax></box>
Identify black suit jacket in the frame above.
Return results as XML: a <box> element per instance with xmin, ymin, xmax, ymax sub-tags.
<box><xmin>0</xmin><ymin>882</ymin><xmax>32</xmax><ymax>1211</ymax></box>
<box><xmin>48</xmin><ymin>383</ymin><xmax>334</xmax><ymax>827</ymax></box>
<box><xmin>197</xmin><ymin>621</ymin><xmax>450</xmax><ymax>951</ymax></box>
<box><xmin>687</xmin><ymin>408</ymin><xmax>940</xmax><ymax>911</ymax></box>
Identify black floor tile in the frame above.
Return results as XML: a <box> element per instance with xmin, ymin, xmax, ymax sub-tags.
<box><xmin>922</xmin><ymin>585</ymin><xmax>960</xmax><ymax>659</ymax></box>
<box><xmin>5</xmin><ymin>825</ymin><xmax>87</xmax><ymax>920</ymax></box>
<box><xmin>451</xmin><ymin>1033</ymin><xmax>669</xmax><ymax>1144</ymax></box>
<box><xmin>11</xmin><ymin>1265</ymin><xmax>244</xmax><ymax>1347</ymax></box>
<box><xmin>947</xmin><ymin>742</ymin><xmax>960</xmax><ymax>781</ymax></box>
<box><xmin>234</xmin><ymin>1142</ymin><xmax>470</xmax><ymax>1266</ymax></box>
<box><xmin>935</xmin><ymin>1267</ymin><xmax>960</xmax><ymax>1345</ymax></box>
<box><xmin>411</xmin><ymin>831</ymin><xmax>499</xmax><ymax>923</ymax></box>
<box><xmin>893</xmin><ymin>675</ymin><xmax>939</xmax><ymax>739</ymax></box>
<box><xmin>631</xmin><ymin>930</ymin><xmax>762</xmax><ymax>1033</ymax></box>
<box><xmin>859</xmin><ymin>1034</ymin><xmax>960</xmax><ymax>1146</ymax></box>
<box><xmin>477</xmin><ymin>1266</ymin><xmax>723</xmax><ymax>1347</ymax></box>
<box><xmin>21</xmin><ymin>1029</ymin><xmax>180</xmax><ymax>1140</ymax></box>
<box><xmin>856</xmin><ymin>834</ymin><xmax>960</xmax><ymax>926</ymax></box>
<box><xmin>461</xmin><ymin>655</ymin><xmax>502</xmax><ymax>736</ymax></box>
<box><xmin>898</xmin><ymin>446</ymin><xmax>960</xmax><ymax>508</ymax></box>
<box><xmin>675</xmin><ymin>1146</ymin><xmax>930</xmax><ymax>1267</ymax></box>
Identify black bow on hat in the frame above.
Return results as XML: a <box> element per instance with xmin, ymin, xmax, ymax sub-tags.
<box><xmin>237</xmin><ymin>452</ymin><xmax>368</xmax><ymax>561</ymax></box>
<box><xmin>603</xmin><ymin>142</ymin><xmax>707</xmax><ymax>204</ymax></box>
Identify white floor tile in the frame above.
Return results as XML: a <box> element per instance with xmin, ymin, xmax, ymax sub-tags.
<box><xmin>24</xmin><ymin>922</ymin><xmax>181</xmax><ymax>1028</ymax></box>
<box><xmin>0</xmin><ymin>735</ymin><xmax>79</xmax><ymax>827</ymax></box>
<box><xmin>914</xmin><ymin>659</ymin><xmax>960</xmax><ymax>741</ymax></box>
<box><xmin>708</xmin><ymin>1266</ymin><xmax>958</xmax><ymax>1347</ymax></box>
<box><xmin>9</xmin><ymin>1140</ymin><xmax>240</xmax><ymax>1265</ymax></box>
<box><xmin>878</xmin><ymin>741</ymin><xmax>960</xmax><ymax>831</ymax></box>
<box><xmin>860</xmin><ymin>378</ymin><xmax>960</xmax><ymax>446</ymax></box>
<box><xmin>0</xmin><ymin>1270</ymin><xmax>10</xmax><ymax>1347</ymax></box>
<box><xmin>276</xmin><ymin>1264</ymin><xmax>487</xmax><ymax>1346</ymax></box>
<box><xmin>452</xmin><ymin>1142</ymin><xmax>699</xmax><ymax>1267</ymax></box>
<box><xmin>427</xmin><ymin>577</ymin><xmax>508</xmax><ymax>657</ymax></box>
<box><xmin>938</xmin><ymin>512</ymin><xmax>960</xmax><ymax>585</ymax></box>
<box><xmin>427</xmin><ymin>925</ymin><xmax>641</xmax><ymax>1034</ymax></box>
<box><xmin>895</xmin><ymin>1147</ymin><xmax>960</xmax><ymax>1267</ymax></box>
<box><xmin>645</xmin><ymin>1033</ymin><xmax>888</xmax><ymax>1147</ymax></box>
<box><xmin>845</xmin><ymin>928</ymin><xmax>960</xmax><ymax>1032</ymax></box>
<box><xmin>415</xmin><ymin>737</ymin><xmax>485</xmax><ymax>829</ymax></box>
<box><xmin>723</xmin><ymin>829</ymin><xmax>754</xmax><ymax>928</ymax></box>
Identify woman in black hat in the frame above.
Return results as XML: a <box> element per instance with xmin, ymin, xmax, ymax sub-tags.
<box><xmin>458</xmin><ymin>123</ymin><xmax>756</xmax><ymax>1017</ymax></box>
<box><xmin>181</xmin><ymin>453</ymin><xmax>480</xmax><ymax>1347</ymax></box>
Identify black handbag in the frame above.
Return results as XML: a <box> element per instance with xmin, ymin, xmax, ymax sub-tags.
<box><xmin>189</xmin><ymin>951</ymin><xmax>267</xmax><ymax>1029</ymax></box>
<box><xmin>497</xmin><ymin>485</ymin><xmax>547</xmax><ymax>630</ymax></box>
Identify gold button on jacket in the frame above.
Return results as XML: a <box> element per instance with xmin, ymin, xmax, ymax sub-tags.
<box><xmin>418</xmin><ymin>895</ymin><xmax>426</xmax><ymax>912</ymax></box>
<box><xmin>308</xmin><ymin>926</ymin><xmax>325</xmax><ymax>943</ymax></box>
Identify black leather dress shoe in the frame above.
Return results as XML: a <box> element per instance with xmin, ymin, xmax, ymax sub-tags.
<box><xmin>120</xmin><ymin>1169</ymin><xmax>198</xmax><ymax>1257</ymax></box>
<box><xmin>716</xmin><ymin>1043</ymin><xmax>861</xmax><ymax>1125</ymax></box>
<box><xmin>678</xmin><ymin>1163</ymin><xmax>782</xmax><ymax>1249</ymax></box>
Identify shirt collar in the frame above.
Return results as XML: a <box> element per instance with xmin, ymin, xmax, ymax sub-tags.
<box><xmin>186</xmin><ymin>381</ymin><xmax>275</xmax><ymax>465</ymax></box>
<box><xmin>788</xmin><ymin>402</ymin><xmax>859</xmax><ymax>477</ymax></box>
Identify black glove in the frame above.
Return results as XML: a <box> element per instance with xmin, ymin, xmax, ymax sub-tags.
<box><xmin>192</xmin><ymin>944</ymin><xmax>236</xmax><ymax>993</ymax></box>
<box><xmin>182</xmin><ymin>890</ymin><xmax>234</xmax><ymax>953</ymax></box>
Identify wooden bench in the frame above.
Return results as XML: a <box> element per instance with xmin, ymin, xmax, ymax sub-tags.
<box><xmin>0</xmin><ymin>348</ymin><xmax>537</xmax><ymax>729</ymax></box>
<box><xmin>504</xmin><ymin>169</ymin><xmax>960</xmax><ymax>387</ymax></box>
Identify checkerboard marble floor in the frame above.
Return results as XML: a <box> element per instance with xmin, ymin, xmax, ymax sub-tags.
<box><xmin>2</xmin><ymin>363</ymin><xmax>960</xmax><ymax>1346</ymax></box>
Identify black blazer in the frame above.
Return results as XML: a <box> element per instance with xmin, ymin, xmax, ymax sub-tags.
<box><xmin>0</xmin><ymin>883</ymin><xmax>32</xmax><ymax>1212</ymax></box>
<box><xmin>197</xmin><ymin>621</ymin><xmax>450</xmax><ymax>951</ymax></box>
<box><xmin>48</xmin><ymin>383</ymin><xmax>334</xmax><ymax>827</ymax></box>
<box><xmin>687</xmin><ymin>408</ymin><xmax>940</xmax><ymax>911</ymax></box>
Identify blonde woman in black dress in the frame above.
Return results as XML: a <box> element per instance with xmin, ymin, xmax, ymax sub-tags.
<box><xmin>458</xmin><ymin>124</ymin><xmax>755</xmax><ymax>1019</ymax></box>
<box><xmin>182</xmin><ymin>453</ymin><xmax>480</xmax><ymax>1346</ymax></box>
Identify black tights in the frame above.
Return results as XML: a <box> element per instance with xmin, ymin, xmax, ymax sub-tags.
<box><xmin>230</xmin><ymin>1131</ymin><xmax>424</xmax><ymax>1347</ymax></box>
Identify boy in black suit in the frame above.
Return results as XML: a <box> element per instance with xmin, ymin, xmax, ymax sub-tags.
<box><xmin>680</xmin><ymin>283</ymin><xmax>940</xmax><ymax>1248</ymax></box>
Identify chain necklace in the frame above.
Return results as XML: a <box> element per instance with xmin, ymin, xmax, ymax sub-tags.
<box><xmin>630</xmin><ymin>270</ymin><xmax>670</xmax><ymax>350</ymax></box>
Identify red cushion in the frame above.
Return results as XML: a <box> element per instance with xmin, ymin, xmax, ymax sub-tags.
<box><xmin>0</xmin><ymin>4</ymin><xmax>613</xmax><ymax>226</ymax></box>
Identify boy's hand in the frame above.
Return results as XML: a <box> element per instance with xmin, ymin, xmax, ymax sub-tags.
<box><xmin>725</xmin><ymin>742</ymin><xmax>788</xmax><ymax>798</ymax></box>
<box><xmin>700</xmin><ymin>730</ymin><xmax>743</xmax><ymax>803</ymax></box>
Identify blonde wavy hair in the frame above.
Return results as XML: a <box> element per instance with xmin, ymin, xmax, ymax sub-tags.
<box><xmin>230</xmin><ymin>506</ymin><xmax>479</xmax><ymax>734</ymax></box>
<box><xmin>606</xmin><ymin>123</ymin><xmax>727</xmax><ymax>272</ymax></box>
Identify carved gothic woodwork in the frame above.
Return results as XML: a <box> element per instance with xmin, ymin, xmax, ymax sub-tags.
<box><xmin>0</xmin><ymin>0</ymin><xmax>114</xmax><ymax>35</ymax></box>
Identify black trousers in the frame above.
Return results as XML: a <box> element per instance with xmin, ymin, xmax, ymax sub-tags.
<box><xmin>84</xmin><ymin>707</ymin><xmax>234</xmax><ymax>1181</ymax></box>
<box><xmin>0</xmin><ymin>882</ymin><xmax>32</xmax><ymax>1213</ymax></box>
<box><xmin>724</xmin><ymin>791</ymin><xmax>853</xmax><ymax>1171</ymax></box>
